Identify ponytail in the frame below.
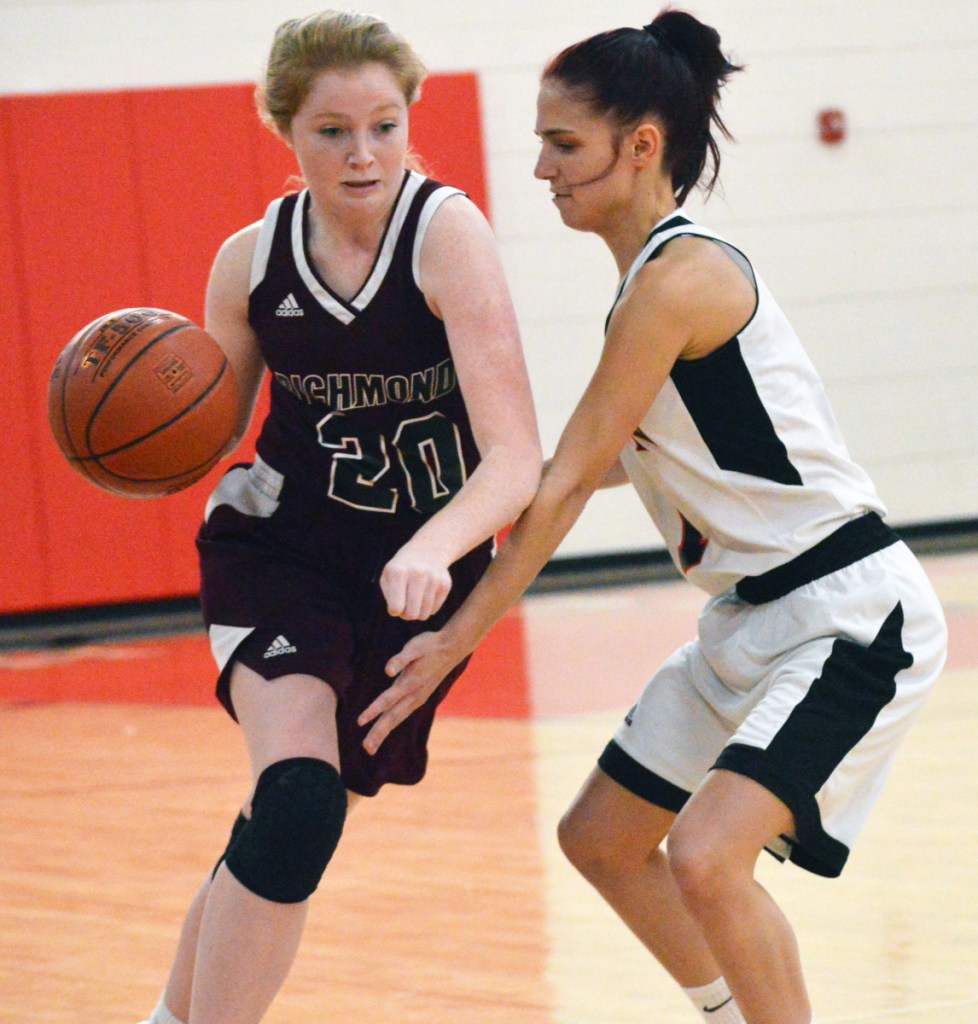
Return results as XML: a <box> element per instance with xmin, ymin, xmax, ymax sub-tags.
<box><xmin>543</xmin><ymin>8</ymin><xmax>743</xmax><ymax>204</ymax></box>
<box><xmin>643</xmin><ymin>10</ymin><xmax>742</xmax><ymax>202</ymax></box>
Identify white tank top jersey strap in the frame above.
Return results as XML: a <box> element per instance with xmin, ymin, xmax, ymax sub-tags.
<box><xmin>616</xmin><ymin>212</ymin><xmax>886</xmax><ymax>597</ymax></box>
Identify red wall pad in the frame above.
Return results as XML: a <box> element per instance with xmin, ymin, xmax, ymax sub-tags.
<box><xmin>3</xmin><ymin>90</ymin><xmax>175</xmax><ymax>610</ymax></box>
<box><xmin>0</xmin><ymin>101</ymin><xmax>50</xmax><ymax>612</ymax></box>
<box><xmin>0</xmin><ymin>74</ymin><xmax>489</xmax><ymax>615</ymax></box>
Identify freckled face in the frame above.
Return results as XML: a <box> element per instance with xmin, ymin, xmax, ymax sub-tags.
<box><xmin>534</xmin><ymin>79</ymin><xmax>629</xmax><ymax>232</ymax></box>
<box><xmin>287</xmin><ymin>63</ymin><xmax>409</xmax><ymax>217</ymax></box>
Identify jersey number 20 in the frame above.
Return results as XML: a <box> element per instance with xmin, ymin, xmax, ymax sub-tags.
<box><xmin>317</xmin><ymin>411</ymin><xmax>466</xmax><ymax>514</ymax></box>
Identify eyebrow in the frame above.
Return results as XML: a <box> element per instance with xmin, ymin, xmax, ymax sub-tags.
<box><xmin>308</xmin><ymin>103</ymin><xmax>403</xmax><ymax>120</ymax></box>
<box><xmin>536</xmin><ymin>128</ymin><xmax>576</xmax><ymax>139</ymax></box>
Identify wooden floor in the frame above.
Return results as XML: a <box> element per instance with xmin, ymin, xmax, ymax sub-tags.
<box><xmin>2</xmin><ymin>550</ymin><xmax>977</xmax><ymax>1023</ymax></box>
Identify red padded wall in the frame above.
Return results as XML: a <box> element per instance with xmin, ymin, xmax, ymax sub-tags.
<box><xmin>0</xmin><ymin>101</ymin><xmax>50</xmax><ymax>612</ymax></box>
<box><xmin>410</xmin><ymin>73</ymin><xmax>489</xmax><ymax>217</ymax></box>
<box><xmin>5</xmin><ymin>91</ymin><xmax>174</xmax><ymax>610</ymax></box>
<box><xmin>0</xmin><ymin>74</ymin><xmax>490</xmax><ymax>615</ymax></box>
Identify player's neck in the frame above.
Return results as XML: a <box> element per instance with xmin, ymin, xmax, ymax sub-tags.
<box><xmin>601</xmin><ymin>187</ymin><xmax>678</xmax><ymax>275</ymax></box>
<box><xmin>310</xmin><ymin>201</ymin><xmax>391</xmax><ymax>255</ymax></box>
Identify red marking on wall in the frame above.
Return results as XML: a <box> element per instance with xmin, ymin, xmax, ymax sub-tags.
<box><xmin>0</xmin><ymin>614</ymin><xmax>530</xmax><ymax>720</ymax></box>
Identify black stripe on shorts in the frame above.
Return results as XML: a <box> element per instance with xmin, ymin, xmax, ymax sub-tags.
<box><xmin>598</xmin><ymin>740</ymin><xmax>691</xmax><ymax>813</ymax></box>
<box><xmin>715</xmin><ymin>600</ymin><xmax>912</xmax><ymax>877</ymax></box>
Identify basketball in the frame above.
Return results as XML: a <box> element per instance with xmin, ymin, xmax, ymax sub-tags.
<box><xmin>47</xmin><ymin>307</ymin><xmax>239</xmax><ymax>498</ymax></box>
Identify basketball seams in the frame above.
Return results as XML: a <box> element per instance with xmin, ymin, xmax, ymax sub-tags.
<box><xmin>82</xmin><ymin>431</ymin><xmax>231</xmax><ymax>495</ymax></box>
<box><xmin>82</xmin><ymin>357</ymin><xmax>233</xmax><ymax>463</ymax></box>
<box><xmin>82</xmin><ymin>319</ymin><xmax>192</xmax><ymax>457</ymax></box>
<box><xmin>54</xmin><ymin>315</ymin><xmax>107</xmax><ymax>468</ymax></box>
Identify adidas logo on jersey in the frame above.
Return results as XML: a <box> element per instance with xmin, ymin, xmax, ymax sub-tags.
<box><xmin>275</xmin><ymin>293</ymin><xmax>304</xmax><ymax>317</ymax></box>
<box><xmin>263</xmin><ymin>634</ymin><xmax>298</xmax><ymax>658</ymax></box>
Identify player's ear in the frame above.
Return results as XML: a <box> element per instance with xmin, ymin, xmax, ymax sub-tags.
<box><xmin>630</xmin><ymin>122</ymin><xmax>662</xmax><ymax>167</ymax></box>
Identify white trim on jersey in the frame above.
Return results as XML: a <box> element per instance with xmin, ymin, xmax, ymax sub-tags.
<box><xmin>354</xmin><ymin>171</ymin><xmax>425</xmax><ymax>311</ymax></box>
<box><xmin>204</xmin><ymin>454</ymin><xmax>283</xmax><ymax>523</ymax></box>
<box><xmin>290</xmin><ymin>191</ymin><xmax>355</xmax><ymax>325</ymax></box>
<box><xmin>411</xmin><ymin>184</ymin><xmax>465</xmax><ymax>288</ymax></box>
<box><xmin>616</xmin><ymin>215</ymin><xmax>751</xmax><ymax>303</ymax></box>
<box><xmin>288</xmin><ymin>173</ymin><xmax>426</xmax><ymax>325</ymax></box>
<box><xmin>249</xmin><ymin>198</ymin><xmax>284</xmax><ymax>294</ymax></box>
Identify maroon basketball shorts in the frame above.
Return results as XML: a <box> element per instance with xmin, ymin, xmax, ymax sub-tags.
<box><xmin>196</xmin><ymin>461</ymin><xmax>493</xmax><ymax>797</ymax></box>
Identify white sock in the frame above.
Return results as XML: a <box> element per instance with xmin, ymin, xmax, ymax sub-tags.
<box><xmin>148</xmin><ymin>994</ymin><xmax>186</xmax><ymax>1024</ymax></box>
<box><xmin>681</xmin><ymin>977</ymin><xmax>746</xmax><ymax>1023</ymax></box>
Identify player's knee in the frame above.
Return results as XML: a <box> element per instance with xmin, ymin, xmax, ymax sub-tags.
<box><xmin>212</xmin><ymin>810</ymin><xmax>247</xmax><ymax>880</ymax></box>
<box><xmin>224</xmin><ymin>757</ymin><xmax>347</xmax><ymax>903</ymax></box>
<box><xmin>667</xmin><ymin>820</ymin><xmax>733</xmax><ymax>912</ymax></box>
<box><xmin>557</xmin><ymin>805</ymin><xmax>592</xmax><ymax>870</ymax></box>
<box><xmin>557</xmin><ymin>805</ymin><xmax>621</xmax><ymax>884</ymax></box>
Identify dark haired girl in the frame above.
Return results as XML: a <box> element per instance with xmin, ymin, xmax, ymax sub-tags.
<box><xmin>362</xmin><ymin>10</ymin><xmax>947</xmax><ymax>1024</ymax></box>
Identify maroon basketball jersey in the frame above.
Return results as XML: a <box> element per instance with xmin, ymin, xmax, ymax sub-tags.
<box><xmin>247</xmin><ymin>171</ymin><xmax>480</xmax><ymax>534</ymax></box>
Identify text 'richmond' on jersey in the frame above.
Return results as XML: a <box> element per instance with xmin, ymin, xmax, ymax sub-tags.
<box><xmin>273</xmin><ymin>358</ymin><xmax>457</xmax><ymax>412</ymax></box>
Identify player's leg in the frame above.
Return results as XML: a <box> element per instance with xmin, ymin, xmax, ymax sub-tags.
<box><xmin>187</xmin><ymin>664</ymin><xmax>348</xmax><ymax>1024</ymax></box>
<box><xmin>149</xmin><ymin>797</ymin><xmax>363</xmax><ymax>1024</ymax></box>
<box><xmin>667</xmin><ymin>770</ymin><xmax>809</xmax><ymax>1024</ymax></box>
<box><xmin>148</xmin><ymin>873</ymin><xmax>211</xmax><ymax>1023</ymax></box>
<box><xmin>559</xmin><ymin>768</ymin><xmax>745</xmax><ymax>1022</ymax></box>
<box><xmin>666</xmin><ymin>542</ymin><xmax>947</xmax><ymax>1024</ymax></box>
<box><xmin>558</xmin><ymin>634</ymin><xmax>750</xmax><ymax>1023</ymax></box>
<box><xmin>559</xmin><ymin>767</ymin><xmax>720</xmax><ymax>984</ymax></box>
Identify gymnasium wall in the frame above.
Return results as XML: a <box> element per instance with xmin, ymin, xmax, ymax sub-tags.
<box><xmin>2</xmin><ymin>0</ymin><xmax>977</xmax><ymax>615</ymax></box>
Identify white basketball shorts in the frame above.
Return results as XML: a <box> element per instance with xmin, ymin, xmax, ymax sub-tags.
<box><xmin>599</xmin><ymin>537</ymin><xmax>947</xmax><ymax>877</ymax></box>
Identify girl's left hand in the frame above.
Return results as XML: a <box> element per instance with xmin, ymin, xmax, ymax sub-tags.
<box><xmin>380</xmin><ymin>542</ymin><xmax>453</xmax><ymax>620</ymax></box>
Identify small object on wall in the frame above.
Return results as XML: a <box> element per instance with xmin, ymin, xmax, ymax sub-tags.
<box><xmin>817</xmin><ymin>108</ymin><xmax>847</xmax><ymax>145</ymax></box>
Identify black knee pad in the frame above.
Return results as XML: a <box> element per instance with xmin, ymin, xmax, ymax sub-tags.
<box><xmin>212</xmin><ymin>811</ymin><xmax>247</xmax><ymax>880</ymax></box>
<box><xmin>224</xmin><ymin>757</ymin><xmax>347</xmax><ymax>904</ymax></box>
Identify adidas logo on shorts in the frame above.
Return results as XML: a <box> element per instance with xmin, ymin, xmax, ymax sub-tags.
<box><xmin>263</xmin><ymin>634</ymin><xmax>298</xmax><ymax>658</ymax></box>
<box><xmin>275</xmin><ymin>293</ymin><xmax>304</xmax><ymax>317</ymax></box>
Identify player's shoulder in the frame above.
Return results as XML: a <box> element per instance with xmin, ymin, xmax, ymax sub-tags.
<box><xmin>207</xmin><ymin>220</ymin><xmax>263</xmax><ymax>304</ymax></box>
<box><xmin>214</xmin><ymin>187</ymin><xmax>300</xmax><ymax>266</ymax></box>
<box><xmin>638</xmin><ymin>232</ymin><xmax>751</xmax><ymax>309</ymax></box>
<box><xmin>419</xmin><ymin>179</ymin><xmax>487</xmax><ymax>231</ymax></box>
<box><xmin>417</xmin><ymin>189</ymin><xmax>496</xmax><ymax>273</ymax></box>
<box><xmin>211</xmin><ymin>220</ymin><xmax>262</xmax><ymax>281</ymax></box>
<box><xmin>218</xmin><ymin>219</ymin><xmax>262</xmax><ymax>261</ymax></box>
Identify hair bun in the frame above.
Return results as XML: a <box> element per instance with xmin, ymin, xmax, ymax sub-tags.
<box><xmin>645</xmin><ymin>11</ymin><xmax>729</xmax><ymax>80</ymax></box>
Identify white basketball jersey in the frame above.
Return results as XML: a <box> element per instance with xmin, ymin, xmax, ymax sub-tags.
<box><xmin>618</xmin><ymin>212</ymin><xmax>885</xmax><ymax>596</ymax></box>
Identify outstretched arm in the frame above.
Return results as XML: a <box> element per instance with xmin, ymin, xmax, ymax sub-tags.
<box><xmin>360</xmin><ymin>235</ymin><xmax>757</xmax><ymax>752</ymax></box>
<box><xmin>361</xmin><ymin>348</ymin><xmax>661</xmax><ymax>753</ymax></box>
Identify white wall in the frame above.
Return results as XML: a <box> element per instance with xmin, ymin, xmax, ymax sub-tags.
<box><xmin>4</xmin><ymin>0</ymin><xmax>977</xmax><ymax>557</ymax></box>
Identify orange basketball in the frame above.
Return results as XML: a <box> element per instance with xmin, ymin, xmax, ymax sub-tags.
<box><xmin>48</xmin><ymin>307</ymin><xmax>239</xmax><ymax>498</ymax></box>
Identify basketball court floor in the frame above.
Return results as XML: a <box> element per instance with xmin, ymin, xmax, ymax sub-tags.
<box><xmin>2</xmin><ymin>549</ymin><xmax>976</xmax><ymax>1023</ymax></box>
